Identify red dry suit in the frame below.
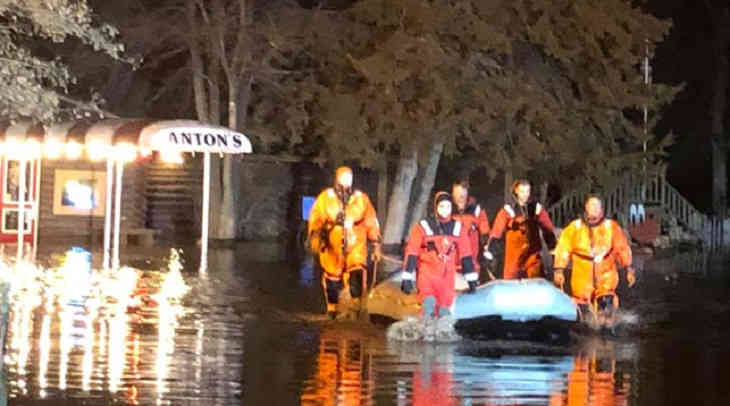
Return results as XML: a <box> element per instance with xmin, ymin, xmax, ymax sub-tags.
<box><xmin>403</xmin><ymin>217</ymin><xmax>474</xmax><ymax>309</ymax></box>
<box><xmin>452</xmin><ymin>197</ymin><xmax>491</xmax><ymax>276</ymax></box>
<box><xmin>489</xmin><ymin>201</ymin><xmax>556</xmax><ymax>279</ymax></box>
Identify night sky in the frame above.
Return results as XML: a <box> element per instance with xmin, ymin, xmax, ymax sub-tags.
<box><xmin>649</xmin><ymin>0</ymin><xmax>726</xmax><ymax>212</ymax></box>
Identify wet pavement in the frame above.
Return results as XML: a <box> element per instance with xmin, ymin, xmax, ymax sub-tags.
<box><xmin>2</xmin><ymin>242</ymin><xmax>730</xmax><ymax>405</ymax></box>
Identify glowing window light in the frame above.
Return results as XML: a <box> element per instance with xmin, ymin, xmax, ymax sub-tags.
<box><xmin>66</xmin><ymin>141</ymin><xmax>83</xmax><ymax>160</ymax></box>
<box><xmin>160</xmin><ymin>150</ymin><xmax>184</xmax><ymax>164</ymax></box>
<box><xmin>44</xmin><ymin>141</ymin><xmax>63</xmax><ymax>159</ymax></box>
<box><xmin>115</xmin><ymin>143</ymin><xmax>138</xmax><ymax>163</ymax></box>
<box><xmin>63</xmin><ymin>180</ymin><xmax>95</xmax><ymax>210</ymax></box>
<box><xmin>87</xmin><ymin>141</ymin><xmax>108</xmax><ymax>161</ymax></box>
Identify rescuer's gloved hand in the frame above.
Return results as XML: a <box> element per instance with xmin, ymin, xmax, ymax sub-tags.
<box><xmin>371</xmin><ymin>243</ymin><xmax>382</xmax><ymax>263</ymax></box>
<box><xmin>467</xmin><ymin>280</ymin><xmax>478</xmax><ymax>293</ymax></box>
<box><xmin>626</xmin><ymin>266</ymin><xmax>636</xmax><ymax>287</ymax></box>
<box><xmin>554</xmin><ymin>268</ymin><xmax>565</xmax><ymax>288</ymax></box>
<box><xmin>464</xmin><ymin>270</ymin><xmax>478</xmax><ymax>293</ymax></box>
<box><xmin>401</xmin><ymin>271</ymin><xmax>415</xmax><ymax>294</ymax></box>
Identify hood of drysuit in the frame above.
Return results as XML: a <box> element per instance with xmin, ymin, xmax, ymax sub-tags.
<box><xmin>434</xmin><ymin>191</ymin><xmax>453</xmax><ymax>222</ymax></box>
<box><xmin>334</xmin><ymin>166</ymin><xmax>353</xmax><ymax>198</ymax></box>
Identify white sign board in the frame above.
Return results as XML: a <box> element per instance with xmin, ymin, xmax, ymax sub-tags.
<box><xmin>141</xmin><ymin>121</ymin><xmax>252</xmax><ymax>154</ymax></box>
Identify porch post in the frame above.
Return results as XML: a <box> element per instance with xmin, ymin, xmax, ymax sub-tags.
<box><xmin>32</xmin><ymin>158</ymin><xmax>41</xmax><ymax>262</ymax></box>
<box><xmin>200</xmin><ymin>152</ymin><xmax>211</xmax><ymax>273</ymax></box>
<box><xmin>112</xmin><ymin>159</ymin><xmax>124</xmax><ymax>269</ymax></box>
<box><xmin>103</xmin><ymin>157</ymin><xmax>113</xmax><ymax>269</ymax></box>
<box><xmin>17</xmin><ymin>158</ymin><xmax>26</xmax><ymax>264</ymax></box>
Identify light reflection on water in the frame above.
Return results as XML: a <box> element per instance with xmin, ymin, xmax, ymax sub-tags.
<box><xmin>3</xmin><ymin>249</ymin><xmax>245</xmax><ymax>405</ymax></box>
<box><xmin>2</xmin><ymin>246</ymin><xmax>729</xmax><ymax>405</ymax></box>
<box><xmin>298</xmin><ymin>327</ymin><xmax>636</xmax><ymax>406</ymax></box>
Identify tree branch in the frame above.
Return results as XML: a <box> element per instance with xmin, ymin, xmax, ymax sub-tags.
<box><xmin>231</xmin><ymin>0</ymin><xmax>251</xmax><ymax>75</ymax></box>
<box><xmin>211</xmin><ymin>0</ymin><xmax>233</xmax><ymax>82</ymax></box>
<box><xmin>58</xmin><ymin>95</ymin><xmax>120</xmax><ymax>118</ymax></box>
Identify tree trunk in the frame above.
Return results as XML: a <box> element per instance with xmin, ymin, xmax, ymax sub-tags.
<box><xmin>376</xmin><ymin>156</ymin><xmax>388</xmax><ymax>227</ymax></box>
<box><xmin>186</xmin><ymin>1</ymin><xmax>209</xmax><ymax>123</ymax></box>
<box><xmin>407</xmin><ymin>142</ymin><xmax>443</xmax><ymax>234</ymax></box>
<box><xmin>208</xmin><ymin>67</ymin><xmax>224</xmax><ymax>237</ymax></box>
<box><xmin>383</xmin><ymin>146</ymin><xmax>418</xmax><ymax>246</ymax></box>
<box><xmin>539</xmin><ymin>181</ymin><xmax>549</xmax><ymax>204</ymax></box>
<box><xmin>503</xmin><ymin>166</ymin><xmax>514</xmax><ymax>203</ymax></box>
<box><xmin>711</xmin><ymin>13</ymin><xmax>730</xmax><ymax>218</ymax></box>
<box><xmin>213</xmin><ymin>82</ymin><xmax>239</xmax><ymax>240</ymax></box>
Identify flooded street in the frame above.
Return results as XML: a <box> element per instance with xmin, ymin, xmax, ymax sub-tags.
<box><xmin>3</xmin><ymin>243</ymin><xmax>730</xmax><ymax>405</ymax></box>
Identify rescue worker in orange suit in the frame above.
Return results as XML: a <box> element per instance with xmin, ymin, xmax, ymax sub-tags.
<box><xmin>553</xmin><ymin>196</ymin><xmax>636</xmax><ymax>324</ymax></box>
<box><xmin>401</xmin><ymin>192</ymin><xmax>477</xmax><ymax>322</ymax></box>
<box><xmin>451</xmin><ymin>181</ymin><xmax>491</xmax><ymax>280</ymax></box>
<box><xmin>308</xmin><ymin>166</ymin><xmax>382</xmax><ymax>319</ymax></box>
<box><xmin>485</xmin><ymin>179</ymin><xmax>557</xmax><ymax>279</ymax></box>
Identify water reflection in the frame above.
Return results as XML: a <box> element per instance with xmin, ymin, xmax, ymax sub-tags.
<box><xmin>4</xmin><ymin>245</ymin><xmax>716</xmax><ymax>405</ymax></box>
<box><xmin>3</xmin><ymin>248</ymin><xmax>244</xmax><ymax>404</ymax></box>
<box><xmin>300</xmin><ymin>328</ymin><xmax>376</xmax><ymax>405</ymax></box>
<box><xmin>300</xmin><ymin>327</ymin><xmax>638</xmax><ymax>406</ymax></box>
<box><xmin>549</xmin><ymin>340</ymin><xmax>636</xmax><ymax>406</ymax></box>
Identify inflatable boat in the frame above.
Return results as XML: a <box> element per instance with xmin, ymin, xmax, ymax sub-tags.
<box><xmin>366</xmin><ymin>271</ymin><xmax>579</xmax><ymax>340</ymax></box>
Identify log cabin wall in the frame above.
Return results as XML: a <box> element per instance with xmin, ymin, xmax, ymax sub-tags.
<box><xmin>38</xmin><ymin>159</ymin><xmax>147</xmax><ymax>243</ymax></box>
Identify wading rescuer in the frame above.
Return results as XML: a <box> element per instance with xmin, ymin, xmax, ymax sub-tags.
<box><xmin>553</xmin><ymin>196</ymin><xmax>636</xmax><ymax>325</ymax></box>
<box><xmin>485</xmin><ymin>179</ymin><xmax>557</xmax><ymax>279</ymax></box>
<box><xmin>451</xmin><ymin>181</ymin><xmax>492</xmax><ymax>280</ymax></box>
<box><xmin>401</xmin><ymin>192</ymin><xmax>477</xmax><ymax>340</ymax></box>
<box><xmin>308</xmin><ymin>166</ymin><xmax>382</xmax><ymax>319</ymax></box>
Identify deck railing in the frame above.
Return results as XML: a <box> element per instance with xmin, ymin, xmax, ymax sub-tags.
<box><xmin>548</xmin><ymin>174</ymin><xmax>725</xmax><ymax>249</ymax></box>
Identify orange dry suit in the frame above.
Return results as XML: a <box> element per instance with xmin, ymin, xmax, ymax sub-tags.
<box><xmin>452</xmin><ymin>197</ymin><xmax>491</xmax><ymax>276</ymax></box>
<box><xmin>403</xmin><ymin>217</ymin><xmax>475</xmax><ymax>311</ymax></box>
<box><xmin>308</xmin><ymin>187</ymin><xmax>380</xmax><ymax>309</ymax></box>
<box><xmin>553</xmin><ymin>217</ymin><xmax>632</xmax><ymax>304</ymax></box>
<box><xmin>489</xmin><ymin>201</ymin><xmax>556</xmax><ymax>279</ymax></box>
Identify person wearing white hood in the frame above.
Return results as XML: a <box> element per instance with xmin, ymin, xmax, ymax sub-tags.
<box><xmin>401</xmin><ymin>191</ymin><xmax>476</xmax><ymax>341</ymax></box>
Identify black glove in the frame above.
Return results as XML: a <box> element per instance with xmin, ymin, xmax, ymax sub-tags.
<box><xmin>401</xmin><ymin>271</ymin><xmax>415</xmax><ymax>294</ymax></box>
<box><xmin>467</xmin><ymin>280</ymin><xmax>477</xmax><ymax>294</ymax></box>
<box><xmin>462</xmin><ymin>257</ymin><xmax>478</xmax><ymax>293</ymax></box>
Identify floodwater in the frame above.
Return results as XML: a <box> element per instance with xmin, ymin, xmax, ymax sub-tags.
<box><xmin>2</xmin><ymin>242</ymin><xmax>730</xmax><ymax>405</ymax></box>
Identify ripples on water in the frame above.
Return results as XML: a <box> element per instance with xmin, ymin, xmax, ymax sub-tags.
<box><xmin>3</xmin><ymin>247</ymin><xmax>730</xmax><ymax>405</ymax></box>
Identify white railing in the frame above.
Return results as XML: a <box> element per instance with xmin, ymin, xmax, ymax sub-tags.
<box><xmin>548</xmin><ymin>174</ymin><xmax>725</xmax><ymax>249</ymax></box>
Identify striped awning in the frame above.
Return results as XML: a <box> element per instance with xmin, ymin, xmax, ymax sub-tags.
<box><xmin>0</xmin><ymin>119</ymin><xmax>252</xmax><ymax>159</ymax></box>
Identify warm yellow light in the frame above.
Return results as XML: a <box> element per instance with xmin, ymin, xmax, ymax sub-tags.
<box><xmin>66</xmin><ymin>141</ymin><xmax>83</xmax><ymax>160</ymax></box>
<box><xmin>4</xmin><ymin>140</ymin><xmax>21</xmax><ymax>159</ymax></box>
<box><xmin>160</xmin><ymin>150</ymin><xmax>184</xmax><ymax>164</ymax></box>
<box><xmin>24</xmin><ymin>140</ymin><xmax>41</xmax><ymax>158</ymax></box>
<box><xmin>115</xmin><ymin>143</ymin><xmax>137</xmax><ymax>163</ymax></box>
<box><xmin>87</xmin><ymin>141</ymin><xmax>107</xmax><ymax>161</ymax></box>
<box><xmin>139</xmin><ymin>148</ymin><xmax>152</xmax><ymax>158</ymax></box>
<box><xmin>44</xmin><ymin>141</ymin><xmax>63</xmax><ymax>159</ymax></box>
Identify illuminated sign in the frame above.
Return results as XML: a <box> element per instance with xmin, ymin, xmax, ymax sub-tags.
<box><xmin>145</xmin><ymin>124</ymin><xmax>252</xmax><ymax>154</ymax></box>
